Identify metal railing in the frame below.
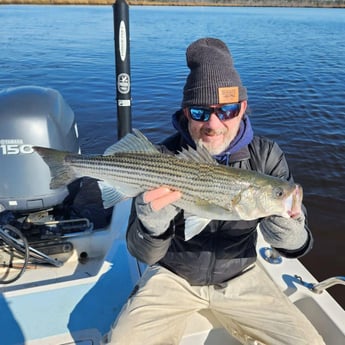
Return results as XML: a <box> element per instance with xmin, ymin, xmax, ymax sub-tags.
<box><xmin>310</xmin><ymin>276</ymin><xmax>345</xmax><ymax>294</ymax></box>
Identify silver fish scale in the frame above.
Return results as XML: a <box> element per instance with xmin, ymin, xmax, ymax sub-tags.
<box><xmin>65</xmin><ymin>152</ymin><xmax>253</xmax><ymax>209</ymax></box>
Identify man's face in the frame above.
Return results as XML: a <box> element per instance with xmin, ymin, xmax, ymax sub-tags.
<box><xmin>184</xmin><ymin>101</ymin><xmax>247</xmax><ymax>155</ymax></box>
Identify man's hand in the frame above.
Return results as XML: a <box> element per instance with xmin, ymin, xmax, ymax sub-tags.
<box><xmin>135</xmin><ymin>187</ymin><xmax>182</xmax><ymax>237</ymax></box>
<box><xmin>143</xmin><ymin>187</ymin><xmax>182</xmax><ymax>211</ymax></box>
<box><xmin>260</xmin><ymin>213</ymin><xmax>307</xmax><ymax>250</ymax></box>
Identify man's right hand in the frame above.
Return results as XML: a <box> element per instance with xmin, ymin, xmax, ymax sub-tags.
<box><xmin>135</xmin><ymin>187</ymin><xmax>182</xmax><ymax>237</ymax></box>
<box><xmin>143</xmin><ymin>187</ymin><xmax>182</xmax><ymax>211</ymax></box>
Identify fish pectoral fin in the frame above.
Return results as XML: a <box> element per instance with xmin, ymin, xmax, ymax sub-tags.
<box><xmin>231</xmin><ymin>193</ymin><xmax>241</xmax><ymax>206</ymax></box>
<box><xmin>103</xmin><ymin>129</ymin><xmax>160</xmax><ymax>155</ymax></box>
<box><xmin>184</xmin><ymin>215</ymin><xmax>211</xmax><ymax>241</ymax></box>
<box><xmin>97</xmin><ymin>181</ymin><xmax>130</xmax><ymax>209</ymax></box>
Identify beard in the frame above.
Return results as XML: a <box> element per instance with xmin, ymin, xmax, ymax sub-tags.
<box><xmin>194</xmin><ymin>128</ymin><xmax>232</xmax><ymax>155</ymax></box>
<box><xmin>196</xmin><ymin>138</ymin><xmax>231</xmax><ymax>155</ymax></box>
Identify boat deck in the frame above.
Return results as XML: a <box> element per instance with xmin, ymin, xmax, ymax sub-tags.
<box><xmin>1</xmin><ymin>200</ymin><xmax>344</xmax><ymax>345</ymax></box>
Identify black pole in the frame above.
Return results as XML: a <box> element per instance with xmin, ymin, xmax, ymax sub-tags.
<box><xmin>113</xmin><ymin>0</ymin><xmax>132</xmax><ymax>139</ymax></box>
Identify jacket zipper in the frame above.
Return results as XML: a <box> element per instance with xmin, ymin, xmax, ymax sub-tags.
<box><xmin>205</xmin><ymin>222</ymin><xmax>218</xmax><ymax>284</ymax></box>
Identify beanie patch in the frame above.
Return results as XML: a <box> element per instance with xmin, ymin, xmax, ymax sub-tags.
<box><xmin>218</xmin><ymin>86</ymin><xmax>239</xmax><ymax>104</ymax></box>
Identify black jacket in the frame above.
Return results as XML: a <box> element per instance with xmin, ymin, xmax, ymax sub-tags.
<box><xmin>126</xmin><ymin>132</ymin><xmax>312</xmax><ymax>285</ymax></box>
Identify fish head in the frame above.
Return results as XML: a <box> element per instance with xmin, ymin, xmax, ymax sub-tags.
<box><xmin>282</xmin><ymin>183</ymin><xmax>303</xmax><ymax>218</ymax></box>
<box><xmin>232</xmin><ymin>178</ymin><xmax>303</xmax><ymax>220</ymax></box>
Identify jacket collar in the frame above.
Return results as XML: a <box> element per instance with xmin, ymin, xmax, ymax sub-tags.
<box><xmin>227</xmin><ymin>145</ymin><xmax>251</xmax><ymax>163</ymax></box>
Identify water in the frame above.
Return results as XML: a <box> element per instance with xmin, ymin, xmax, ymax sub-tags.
<box><xmin>0</xmin><ymin>5</ymin><xmax>344</xmax><ymax>307</ymax></box>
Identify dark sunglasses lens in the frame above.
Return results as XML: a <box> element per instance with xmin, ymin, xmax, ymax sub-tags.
<box><xmin>217</xmin><ymin>104</ymin><xmax>241</xmax><ymax>120</ymax></box>
<box><xmin>189</xmin><ymin>107</ymin><xmax>208</xmax><ymax>121</ymax></box>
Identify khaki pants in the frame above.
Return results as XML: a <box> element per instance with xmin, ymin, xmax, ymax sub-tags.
<box><xmin>104</xmin><ymin>264</ymin><xmax>325</xmax><ymax>345</ymax></box>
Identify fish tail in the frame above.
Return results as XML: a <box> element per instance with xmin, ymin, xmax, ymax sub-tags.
<box><xmin>33</xmin><ymin>146</ymin><xmax>77</xmax><ymax>189</ymax></box>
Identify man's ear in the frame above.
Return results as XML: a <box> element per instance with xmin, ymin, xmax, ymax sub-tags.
<box><xmin>240</xmin><ymin>100</ymin><xmax>248</xmax><ymax>114</ymax></box>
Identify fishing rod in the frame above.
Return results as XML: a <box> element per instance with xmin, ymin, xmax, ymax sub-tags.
<box><xmin>113</xmin><ymin>0</ymin><xmax>132</xmax><ymax>140</ymax></box>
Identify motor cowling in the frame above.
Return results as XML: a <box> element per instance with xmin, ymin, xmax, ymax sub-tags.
<box><xmin>0</xmin><ymin>86</ymin><xmax>80</xmax><ymax>213</ymax></box>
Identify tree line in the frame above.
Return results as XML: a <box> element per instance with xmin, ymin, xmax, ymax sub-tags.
<box><xmin>1</xmin><ymin>0</ymin><xmax>344</xmax><ymax>7</ymax></box>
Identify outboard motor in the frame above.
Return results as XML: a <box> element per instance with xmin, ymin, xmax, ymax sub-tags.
<box><xmin>0</xmin><ymin>86</ymin><xmax>83</xmax><ymax>283</ymax></box>
<box><xmin>0</xmin><ymin>86</ymin><xmax>112</xmax><ymax>284</ymax></box>
<box><xmin>0</xmin><ymin>86</ymin><xmax>80</xmax><ymax>213</ymax></box>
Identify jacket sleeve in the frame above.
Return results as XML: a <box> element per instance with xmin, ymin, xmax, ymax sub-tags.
<box><xmin>126</xmin><ymin>199</ymin><xmax>179</xmax><ymax>265</ymax></box>
<box><xmin>250</xmin><ymin>137</ymin><xmax>313</xmax><ymax>258</ymax></box>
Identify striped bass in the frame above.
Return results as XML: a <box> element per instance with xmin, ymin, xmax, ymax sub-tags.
<box><xmin>33</xmin><ymin>129</ymin><xmax>303</xmax><ymax>240</ymax></box>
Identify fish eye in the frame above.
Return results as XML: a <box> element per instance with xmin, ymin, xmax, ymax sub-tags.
<box><xmin>273</xmin><ymin>187</ymin><xmax>284</xmax><ymax>199</ymax></box>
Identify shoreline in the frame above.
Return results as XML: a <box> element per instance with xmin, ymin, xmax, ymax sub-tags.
<box><xmin>1</xmin><ymin>0</ymin><xmax>345</xmax><ymax>8</ymax></box>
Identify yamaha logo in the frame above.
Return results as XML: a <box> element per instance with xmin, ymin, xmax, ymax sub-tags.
<box><xmin>0</xmin><ymin>139</ymin><xmax>33</xmax><ymax>155</ymax></box>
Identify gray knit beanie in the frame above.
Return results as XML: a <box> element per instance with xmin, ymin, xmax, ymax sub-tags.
<box><xmin>182</xmin><ymin>38</ymin><xmax>247</xmax><ymax>108</ymax></box>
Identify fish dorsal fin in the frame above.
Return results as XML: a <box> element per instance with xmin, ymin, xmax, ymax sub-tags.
<box><xmin>177</xmin><ymin>145</ymin><xmax>218</xmax><ymax>165</ymax></box>
<box><xmin>104</xmin><ymin>129</ymin><xmax>159</xmax><ymax>155</ymax></box>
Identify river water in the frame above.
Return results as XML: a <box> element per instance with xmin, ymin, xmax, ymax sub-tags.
<box><xmin>0</xmin><ymin>5</ymin><xmax>344</xmax><ymax>307</ymax></box>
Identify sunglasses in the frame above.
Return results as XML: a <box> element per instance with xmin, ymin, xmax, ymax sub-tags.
<box><xmin>188</xmin><ymin>103</ymin><xmax>242</xmax><ymax>122</ymax></box>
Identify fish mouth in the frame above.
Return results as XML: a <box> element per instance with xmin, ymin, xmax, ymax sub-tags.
<box><xmin>285</xmin><ymin>184</ymin><xmax>303</xmax><ymax>218</ymax></box>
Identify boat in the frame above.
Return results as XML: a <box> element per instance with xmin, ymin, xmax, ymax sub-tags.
<box><xmin>1</xmin><ymin>2</ymin><xmax>344</xmax><ymax>344</ymax></box>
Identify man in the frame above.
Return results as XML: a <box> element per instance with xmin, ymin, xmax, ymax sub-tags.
<box><xmin>105</xmin><ymin>38</ymin><xmax>325</xmax><ymax>345</ymax></box>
